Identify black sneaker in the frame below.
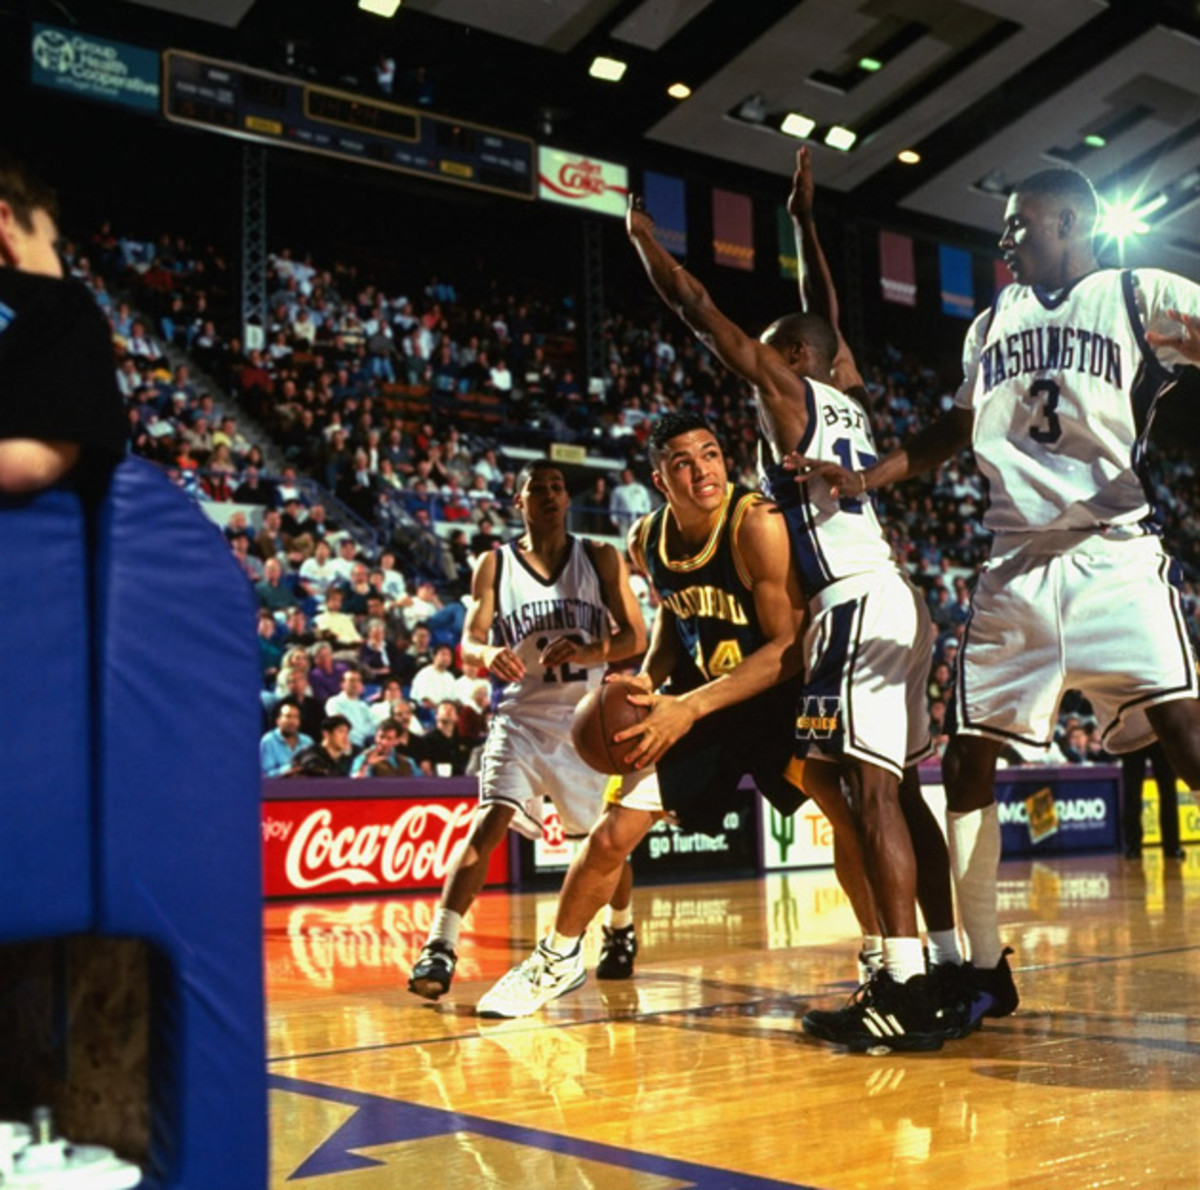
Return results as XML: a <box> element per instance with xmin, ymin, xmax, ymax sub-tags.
<box><xmin>408</xmin><ymin>939</ymin><xmax>457</xmax><ymax>1000</ymax></box>
<box><xmin>967</xmin><ymin>947</ymin><xmax>1019</xmax><ymax>1020</ymax></box>
<box><xmin>927</xmin><ymin>961</ymin><xmax>981</xmax><ymax>1040</ymax></box>
<box><xmin>801</xmin><ymin>971</ymin><xmax>946</xmax><ymax>1052</ymax></box>
<box><xmin>596</xmin><ymin>924</ymin><xmax>638</xmax><ymax>980</ymax></box>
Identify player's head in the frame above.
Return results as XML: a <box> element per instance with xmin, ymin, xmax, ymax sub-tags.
<box><xmin>647</xmin><ymin>412</ymin><xmax>727</xmax><ymax>515</ymax></box>
<box><xmin>0</xmin><ymin>153</ymin><xmax>62</xmax><ymax>277</ymax></box>
<box><xmin>1001</xmin><ymin>168</ymin><xmax>1098</xmax><ymax>287</ymax></box>
<box><xmin>514</xmin><ymin>458</ymin><xmax>569</xmax><ymax>527</ymax></box>
<box><xmin>759</xmin><ymin>312</ymin><xmax>838</xmax><ymax>380</ymax></box>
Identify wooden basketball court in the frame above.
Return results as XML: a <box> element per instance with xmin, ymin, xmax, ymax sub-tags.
<box><xmin>265</xmin><ymin>850</ymin><xmax>1200</xmax><ymax>1189</ymax></box>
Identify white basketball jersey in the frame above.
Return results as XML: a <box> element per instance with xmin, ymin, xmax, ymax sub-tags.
<box><xmin>961</xmin><ymin>269</ymin><xmax>1180</xmax><ymax>538</ymax></box>
<box><xmin>489</xmin><ymin>537</ymin><xmax>607</xmax><ymax>726</ymax></box>
<box><xmin>760</xmin><ymin>378</ymin><xmax>898</xmax><ymax>593</ymax></box>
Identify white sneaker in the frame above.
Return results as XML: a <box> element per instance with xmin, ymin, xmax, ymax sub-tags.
<box><xmin>476</xmin><ymin>939</ymin><xmax>586</xmax><ymax>1018</ymax></box>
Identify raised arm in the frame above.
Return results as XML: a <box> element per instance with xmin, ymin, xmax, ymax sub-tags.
<box><xmin>787</xmin><ymin>147</ymin><xmax>863</xmax><ymax>392</ymax></box>
<box><xmin>626</xmin><ymin>195</ymin><xmax>808</xmax><ymax>450</ymax></box>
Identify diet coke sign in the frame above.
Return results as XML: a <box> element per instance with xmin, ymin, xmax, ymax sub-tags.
<box><xmin>262</xmin><ymin>796</ymin><xmax>509</xmax><ymax>897</ymax></box>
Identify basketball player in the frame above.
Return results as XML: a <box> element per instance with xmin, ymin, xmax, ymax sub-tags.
<box><xmin>801</xmin><ymin>166</ymin><xmax>1200</xmax><ymax>1026</ymax></box>
<box><xmin>622</xmin><ymin>193</ymin><xmax>966</xmax><ymax>1050</ymax></box>
<box><xmin>786</xmin><ymin>148</ymin><xmax>964</xmax><ymax>995</ymax></box>
<box><xmin>477</xmin><ymin>411</ymin><xmax>850</xmax><ymax>1019</ymax></box>
<box><xmin>407</xmin><ymin>459</ymin><xmax>646</xmax><ymax>1000</ymax></box>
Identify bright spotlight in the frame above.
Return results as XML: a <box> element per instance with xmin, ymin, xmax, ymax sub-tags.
<box><xmin>1099</xmin><ymin>199</ymin><xmax>1148</xmax><ymax>240</ymax></box>
<box><xmin>667</xmin><ymin>82</ymin><xmax>691</xmax><ymax>100</ymax></box>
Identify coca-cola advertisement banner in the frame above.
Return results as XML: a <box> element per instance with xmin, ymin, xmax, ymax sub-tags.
<box><xmin>537</xmin><ymin>146</ymin><xmax>628</xmax><ymax>217</ymax></box>
<box><xmin>262</xmin><ymin>796</ymin><xmax>508</xmax><ymax>897</ymax></box>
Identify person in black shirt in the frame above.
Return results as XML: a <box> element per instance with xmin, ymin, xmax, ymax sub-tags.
<box><xmin>0</xmin><ymin>154</ymin><xmax>124</xmax><ymax>493</ymax></box>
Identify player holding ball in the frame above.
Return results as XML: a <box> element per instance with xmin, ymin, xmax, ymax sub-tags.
<box><xmin>477</xmin><ymin>411</ymin><xmax>868</xmax><ymax>1017</ymax></box>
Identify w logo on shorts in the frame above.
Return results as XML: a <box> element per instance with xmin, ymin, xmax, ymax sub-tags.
<box><xmin>796</xmin><ymin>696</ymin><xmax>841</xmax><ymax>740</ymax></box>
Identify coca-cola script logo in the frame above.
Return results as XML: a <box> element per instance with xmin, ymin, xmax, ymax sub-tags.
<box><xmin>284</xmin><ymin>802</ymin><xmax>475</xmax><ymax>890</ymax></box>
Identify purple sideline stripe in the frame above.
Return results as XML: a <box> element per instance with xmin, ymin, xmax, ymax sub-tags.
<box><xmin>270</xmin><ymin>1073</ymin><xmax>826</xmax><ymax>1189</ymax></box>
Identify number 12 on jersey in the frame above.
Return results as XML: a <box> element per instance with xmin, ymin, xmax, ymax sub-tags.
<box><xmin>831</xmin><ymin>437</ymin><xmax>878</xmax><ymax>513</ymax></box>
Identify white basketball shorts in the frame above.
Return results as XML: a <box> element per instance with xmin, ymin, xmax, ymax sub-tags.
<box><xmin>796</xmin><ymin>570</ymin><xmax>936</xmax><ymax>779</ymax></box>
<box><xmin>479</xmin><ymin>717</ymin><xmax>608</xmax><ymax>839</ymax></box>
<box><xmin>955</xmin><ymin>533</ymin><xmax>1198</xmax><ymax>753</ymax></box>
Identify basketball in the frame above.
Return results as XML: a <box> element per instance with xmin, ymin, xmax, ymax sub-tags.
<box><xmin>571</xmin><ymin>679</ymin><xmax>650</xmax><ymax>775</ymax></box>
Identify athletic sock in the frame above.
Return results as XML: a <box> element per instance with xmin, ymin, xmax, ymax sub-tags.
<box><xmin>547</xmin><ymin>930</ymin><xmax>581</xmax><ymax>957</ymax></box>
<box><xmin>861</xmin><ymin>933</ymin><xmax>884</xmax><ymax>969</ymax></box>
<box><xmin>927</xmin><ymin>929</ymin><xmax>963</xmax><ymax>968</ymax></box>
<box><xmin>604</xmin><ymin>905</ymin><xmax>633</xmax><ymax>931</ymax></box>
<box><xmin>427</xmin><ymin>908</ymin><xmax>462</xmax><ymax>950</ymax></box>
<box><xmin>947</xmin><ymin>804</ymin><xmax>1003</xmax><ymax>969</ymax></box>
<box><xmin>882</xmin><ymin>936</ymin><xmax>926</xmax><ymax>986</ymax></box>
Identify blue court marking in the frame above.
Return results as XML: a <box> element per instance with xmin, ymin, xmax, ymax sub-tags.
<box><xmin>270</xmin><ymin>1072</ymin><xmax>826</xmax><ymax>1189</ymax></box>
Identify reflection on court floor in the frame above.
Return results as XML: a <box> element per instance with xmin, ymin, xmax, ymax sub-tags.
<box><xmin>267</xmin><ymin>851</ymin><xmax>1200</xmax><ymax>1190</ymax></box>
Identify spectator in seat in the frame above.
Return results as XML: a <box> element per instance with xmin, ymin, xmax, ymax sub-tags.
<box><xmin>308</xmin><ymin>642</ymin><xmax>347</xmax><ymax>703</ymax></box>
<box><xmin>410</xmin><ymin>643</ymin><xmax>458</xmax><ymax>714</ymax></box>
<box><xmin>298</xmin><ymin>538</ymin><xmax>339</xmax><ymax>602</ymax></box>
<box><xmin>255</xmin><ymin>557</ymin><xmax>295</xmax><ymax>614</ymax></box>
<box><xmin>289</xmin><ymin>715</ymin><xmax>355</xmax><ymax>777</ymax></box>
<box><xmin>351</xmin><ymin>718</ymin><xmax>419</xmax><ymax>778</ymax></box>
<box><xmin>261</xmin><ymin>701</ymin><xmax>313</xmax><ymax>777</ymax></box>
<box><xmin>421</xmin><ymin>700</ymin><xmax>473</xmax><ymax>775</ymax></box>
<box><xmin>359</xmin><ymin>618</ymin><xmax>399</xmax><ymax>683</ymax></box>
<box><xmin>608</xmin><ymin>467</ymin><xmax>653</xmax><ymax>532</ymax></box>
<box><xmin>324</xmin><ymin>667</ymin><xmax>376</xmax><ymax>749</ymax></box>
<box><xmin>313</xmin><ymin>585</ymin><xmax>363</xmax><ymax>648</ymax></box>
<box><xmin>234</xmin><ymin>465</ymin><xmax>273</xmax><ymax>507</ymax></box>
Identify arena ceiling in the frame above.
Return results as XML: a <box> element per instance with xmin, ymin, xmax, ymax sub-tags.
<box><xmin>50</xmin><ymin>0</ymin><xmax>1200</xmax><ymax>271</ymax></box>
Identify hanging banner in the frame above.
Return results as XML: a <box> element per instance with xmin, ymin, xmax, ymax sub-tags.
<box><xmin>939</xmin><ymin>244</ymin><xmax>976</xmax><ymax>319</ymax></box>
<box><xmin>538</xmin><ymin>147</ymin><xmax>628</xmax><ymax>217</ymax></box>
<box><xmin>644</xmin><ymin>170</ymin><xmax>688</xmax><ymax>259</ymax></box>
<box><xmin>713</xmin><ymin>188</ymin><xmax>754</xmax><ymax>271</ymax></box>
<box><xmin>880</xmin><ymin>230</ymin><xmax>917</xmax><ymax>307</ymax></box>
<box><xmin>31</xmin><ymin>22</ymin><xmax>160</xmax><ymax>113</ymax></box>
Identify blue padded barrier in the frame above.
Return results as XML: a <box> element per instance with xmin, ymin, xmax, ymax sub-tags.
<box><xmin>93</xmin><ymin>458</ymin><xmax>267</xmax><ymax>1190</ymax></box>
<box><xmin>0</xmin><ymin>484</ymin><xmax>93</xmax><ymax>941</ymax></box>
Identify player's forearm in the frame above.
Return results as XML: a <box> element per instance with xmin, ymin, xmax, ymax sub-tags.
<box><xmin>638</xmin><ymin>614</ymin><xmax>678</xmax><ymax>690</ymax></box>
<box><xmin>604</xmin><ymin>621</ymin><xmax>647</xmax><ymax>666</ymax></box>
<box><xmin>629</xmin><ymin>227</ymin><xmax>708</xmax><ymax>322</ymax></box>
<box><xmin>460</xmin><ymin>635</ymin><xmax>492</xmax><ymax>671</ymax></box>
<box><xmin>862</xmin><ymin>407</ymin><xmax>973</xmax><ymax>492</ymax></box>
<box><xmin>793</xmin><ymin>212</ymin><xmax>839</xmax><ymax>327</ymax></box>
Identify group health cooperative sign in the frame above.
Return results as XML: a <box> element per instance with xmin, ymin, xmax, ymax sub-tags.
<box><xmin>32</xmin><ymin>23</ymin><xmax>160</xmax><ymax>113</ymax></box>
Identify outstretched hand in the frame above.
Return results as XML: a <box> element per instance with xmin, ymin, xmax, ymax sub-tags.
<box><xmin>783</xmin><ymin>451</ymin><xmax>864</xmax><ymax>501</ymax></box>
<box><xmin>1146</xmin><ymin>308</ymin><xmax>1200</xmax><ymax>364</ymax></box>
<box><xmin>786</xmin><ymin>147</ymin><xmax>815</xmax><ymax>220</ymax></box>
<box><xmin>626</xmin><ymin>193</ymin><xmax>654</xmax><ymax>238</ymax></box>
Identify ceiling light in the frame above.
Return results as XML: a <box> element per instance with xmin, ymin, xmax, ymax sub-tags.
<box><xmin>667</xmin><ymin>82</ymin><xmax>691</xmax><ymax>100</ymax></box>
<box><xmin>858</xmin><ymin>57</ymin><xmax>882</xmax><ymax>72</ymax></box>
<box><xmin>824</xmin><ymin>125</ymin><xmax>856</xmax><ymax>151</ymax></box>
<box><xmin>1084</xmin><ymin>134</ymin><xmax>1106</xmax><ymax>148</ymax></box>
<box><xmin>589</xmin><ymin>56</ymin><xmax>627</xmax><ymax>82</ymax></box>
<box><xmin>358</xmin><ymin>0</ymin><xmax>402</xmax><ymax>15</ymax></box>
<box><xmin>897</xmin><ymin>149</ymin><xmax>920</xmax><ymax>164</ymax></box>
<box><xmin>780</xmin><ymin>112</ymin><xmax>815</xmax><ymax>139</ymax></box>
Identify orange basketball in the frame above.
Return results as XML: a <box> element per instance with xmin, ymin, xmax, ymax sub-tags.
<box><xmin>571</xmin><ymin>678</ymin><xmax>649</xmax><ymax>775</ymax></box>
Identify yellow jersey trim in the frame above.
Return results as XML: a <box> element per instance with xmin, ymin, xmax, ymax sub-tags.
<box><xmin>657</xmin><ymin>483</ymin><xmax>734</xmax><ymax>574</ymax></box>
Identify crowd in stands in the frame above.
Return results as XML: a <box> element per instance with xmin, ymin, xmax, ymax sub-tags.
<box><xmin>60</xmin><ymin>220</ymin><xmax>1200</xmax><ymax>775</ymax></box>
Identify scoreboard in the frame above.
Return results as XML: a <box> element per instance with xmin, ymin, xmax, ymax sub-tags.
<box><xmin>163</xmin><ymin>49</ymin><xmax>535</xmax><ymax>199</ymax></box>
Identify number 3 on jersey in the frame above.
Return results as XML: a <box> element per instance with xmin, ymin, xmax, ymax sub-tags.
<box><xmin>1024</xmin><ymin>378</ymin><xmax>1063</xmax><ymax>444</ymax></box>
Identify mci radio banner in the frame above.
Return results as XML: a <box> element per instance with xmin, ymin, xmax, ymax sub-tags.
<box><xmin>31</xmin><ymin>23</ymin><xmax>160</xmax><ymax>113</ymax></box>
<box><xmin>538</xmin><ymin>146</ymin><xmax>628</xmax><ymax>217</ymax></box>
